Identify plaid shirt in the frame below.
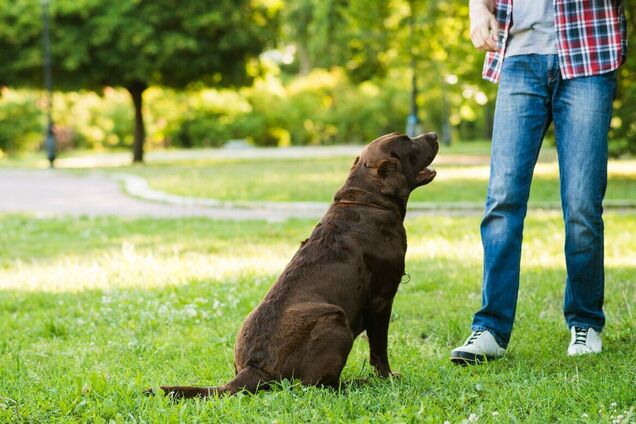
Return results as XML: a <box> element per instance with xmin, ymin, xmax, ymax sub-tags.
<box><xmin>483</xmin><ymin>0</ymin><xmax>628</xmax><ymax>83</ymax></box>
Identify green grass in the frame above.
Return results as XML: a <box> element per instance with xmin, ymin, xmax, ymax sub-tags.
<box><xmin>1</xmin><ymin>213</ymin><xmax>635</xmax><ymax>422</ymax></box>
<box><xmin>6</xmin><ymin>143</ymin><xmax>636</xmax><ymax>205</ymax></box>
<box><xmin>122</xmin><ymin>157</ymin><xmax>636</xmax><ymax>205</ymax></box>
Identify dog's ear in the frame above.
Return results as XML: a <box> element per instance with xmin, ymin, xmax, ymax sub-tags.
<box><xmin>377</xmin><ymin>160</ymin><xmax>393</xmax><ymax>178</ymax></box>
<box><xmin>376</xmin><ymin>160</ymin><xmax>410</xmax><ymax>198</ymax></box>
<box><xmin>351</xmin><ymin>156</ymin><xmax>360</xmax><ymax>169</ymax></box>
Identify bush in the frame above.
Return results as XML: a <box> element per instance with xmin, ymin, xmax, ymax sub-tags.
<box><xmin>171</xmin><ymin>113</ymin><xmax>231</xmax><ymax>148</ymax></box>
<box><xmin>240</xmin><ymin>69</ymin><xmax>410</xmax><ymax>146</ymax></box>
<box><xmin>54</xmin><ymin>88</ymin><xmax>134</xmax><ymax>150</ymax></box>
<box><xmin>1</xmin><ymin>68</ymin><xmax>504</xmax><ymax>153</ymax></box>
<box><xmin>0</xmin><ymin>91</ymin><xmax>44</xmax><ymax>154</ymax></box>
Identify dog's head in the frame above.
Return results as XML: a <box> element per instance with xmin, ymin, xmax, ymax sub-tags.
<box><xmin>354</xmin><ymin>132</ymin><xmax>439</xmax><ymax>200</ymax></box>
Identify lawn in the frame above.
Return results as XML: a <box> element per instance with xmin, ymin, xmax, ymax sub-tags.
<box><xmin>124</xmin><ymin>157</ymin><xmax>636</xmax><ymax>205</ymax></box>
<box><xmin>6</xmin><ymin>142</ymin><xmax>636</xmax><ymax>206</ymax></box>
<box><xmin>0</xmin><ymin>213</ymin><xmax>634</xmax><ymax>422</ymax></box>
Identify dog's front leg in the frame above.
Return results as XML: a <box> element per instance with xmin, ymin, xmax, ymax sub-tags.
<box><xmin>364</xmin><ymin>303</ymin><xmax>394</xmax><ymax>377</ymax></box>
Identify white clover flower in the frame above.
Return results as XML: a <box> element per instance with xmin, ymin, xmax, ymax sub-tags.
<box><xmin>582</xmin><ymin>413</ymin><xmax>588</xmax><ymax>418</ymax></box>
<box><xmin>468</xmin><ymin>413</ymin><xmax>478</xmax><ymax>422</ymax></box>
<box><xmin>183</xmin><ymin>305</ymin><xmax>197</xmax><ymax>317</ymax></box>
<box><xmin>492</xmin><ymin>411</ymin><xmax>499</xmax><ymax>417</ymax></box>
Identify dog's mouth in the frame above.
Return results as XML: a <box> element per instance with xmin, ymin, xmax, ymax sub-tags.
<box><xmin>415</xmin><ymin>166</ymin><xmax>436</xmax><ymax>186</ymax></box>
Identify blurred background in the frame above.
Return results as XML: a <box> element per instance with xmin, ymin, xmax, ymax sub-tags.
<box><xmin>1</xmin><ymin>0</ymin><xmax>634</xmax><ymax>165</ymax></box>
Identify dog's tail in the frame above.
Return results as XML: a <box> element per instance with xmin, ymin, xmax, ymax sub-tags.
<box><xmin>147</xmin><ymin>366</ymin><xmax>268</xmax><ymax>399</ymax></box>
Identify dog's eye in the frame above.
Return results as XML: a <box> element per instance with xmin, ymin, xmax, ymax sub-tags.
<box><xmin>390</xmin><ymin>151</ymin><xmax>401</xmax><ymax>160</ymax></box>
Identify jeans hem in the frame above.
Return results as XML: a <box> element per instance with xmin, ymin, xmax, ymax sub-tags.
<box><xmin>567</xmin><ymin>321</ymin><xmax>604</xmax><ymax>333</ymax></box>
<box><xmin>471</xmin><ymin>325</ymin><xmax>508</xmax><ymax>349</ymax></box>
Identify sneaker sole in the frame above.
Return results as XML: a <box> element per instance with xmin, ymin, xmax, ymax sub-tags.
<box><xmin>450</xmin><ymin>351</ymin><xmax>499</xmax><ymax>365</ymax></box>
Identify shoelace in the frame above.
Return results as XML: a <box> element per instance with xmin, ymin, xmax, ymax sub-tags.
<box><xmin>467</xmin><ymin>330</ymin><xmax>484</xmax><ymax>345</ymax></box>
<box><xmin>573</xmin><ymin>327</ymin><xmax>588</xmax><ymax>345</ymax></box>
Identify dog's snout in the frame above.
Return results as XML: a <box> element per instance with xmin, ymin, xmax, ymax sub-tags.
<box><xmin>427</xmin><ymin>133</ymin><xmax>439</xmax><ymax>153</ymax></box>
<box><xmin>413</xmin><ymin>133</ymin><xmax>439</xmax><ymax>158</ymax></box>
<box><xmin>413</xmin><ymin>132</ymin><xmax>438</xmax><ymax>145</ymax></box>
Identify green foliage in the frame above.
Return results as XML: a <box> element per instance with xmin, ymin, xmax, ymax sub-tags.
<box><xmin>0</xmin><ymin>0</ymin><xmax>279</xmax><ymax>160</ymax></box>
<box><xmin>0</xmin><ymin>0</ymin><xmax>633</xmax><ymax>154</ymax></box>
<box><xmin>171</xmin><ymin>114</ymin><xmax>233</xmax><ymax>149</ymax></box>
<box><xmin>2</xmin><ymin>0</ymin><xmax>277</xmax><ymax>91</ymax></box>
<box><xmin>610</xmin><ymin>2</ymin><xmax>636</xmax><ymax>156</ymax></box>
<box><xmin>282</xmin><ymin>0</ymin><xmax>392</xmax><ymax>81</ymax></box>
<box><xmin>0</xmin><ymin>0</ymin><xmax>42</xmax><ymax>87</ymax></box>
<box><xmin>277</xmin><ymin>0</ymin><xmax>496</xmax><ymax>144</ymax></box>
<box><xmin>244</xmin><ymin>69</ymin><xmax>410</xmax><ymax>146</ymax></box>
<box><xmin>0</xmin><ymin>90</ymin><xmax>43</xmax><ymax>153</ymax></box>
<box><xmin>162</xmin><ymin>69</ymin><xmax>410</xmax><ymax>148</ymax></box>
<box><xmin>53</xmin><ymin>88</ymin><xmax>134</xmax><ymax>150</ymax></box>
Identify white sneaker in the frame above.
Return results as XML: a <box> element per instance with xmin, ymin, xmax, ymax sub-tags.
<box><xmin>567</xmin><ymin>327</ymin><xmax>602</xmax><ymax>356</ymax></box>
<box><xmin>450</xmin><ymin>330</ymin><xmax>506</xmax><ymax>365</ymax></box>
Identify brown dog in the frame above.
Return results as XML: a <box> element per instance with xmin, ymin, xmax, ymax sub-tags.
<box><xmin>155</xmin><ymin>132</ymin><xmax>439</xmax><ymax>398</ymax></box>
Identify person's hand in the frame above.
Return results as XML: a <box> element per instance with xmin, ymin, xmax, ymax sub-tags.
<box><xmin>469</xmin><ymin>0</ymin><xmax>499</xmax><ymax>52</ymax></box>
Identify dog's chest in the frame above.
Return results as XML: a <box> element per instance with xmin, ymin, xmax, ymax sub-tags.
<box><xmin>362</xmin><ymin>248</ymin><xmax>404</xmax><ymax>299</ymax></box>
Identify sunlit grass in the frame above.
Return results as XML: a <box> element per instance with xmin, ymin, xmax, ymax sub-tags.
<box><xmin>5</xmin><ymin>144</ymin><xmax>635</xmax><ymax>205</ymax></box>
<box><xmin>128</xmin><ymin>158</ymin><xmax>636</xmax><ymax>205</ymax></box>
<box><xmin>0</xmin><ymin>213</ymin><xmax>634</xmax><ymax>422</ymax></box>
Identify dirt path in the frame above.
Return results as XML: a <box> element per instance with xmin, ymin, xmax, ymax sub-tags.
<box><xmin>0</xmin><ymin>170</ymin><xmax>326</xmax><ymax>221</ymax></box>
<box><xmin>0</xmin><ymin>169</ymin><xmax>487</xmax><ymax>221</ymax></box>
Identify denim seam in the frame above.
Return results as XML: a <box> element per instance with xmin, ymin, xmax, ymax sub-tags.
<box><xmin>568</xmin><ymin>321</ymin><xmax>603</xmax><ymax>333</ymax></box>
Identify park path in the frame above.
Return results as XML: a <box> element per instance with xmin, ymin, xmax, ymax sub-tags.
<box><xmin>0</xmin><ymin>169</ymin><xmax>486</xmax><ymax>221</ymax></box>
<box><xmin>0</xmin><ymin>169</ymin><xmax>327</xmax><ymax>221</ymax></box>
<box><xmin>1</xmin><ymin>146</ymin><xmax>491</xmax><ymax>221</ymax></box>
<box><xmin>4</xmin><ymin>167</ymin><xmax>635</xmax><ymax>221</ymax></box>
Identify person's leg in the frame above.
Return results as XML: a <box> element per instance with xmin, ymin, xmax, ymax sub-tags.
<box><xmin>471</xmin><ymin>55</ymin><xmax>553</xmax><ymax>348</ymax></box>
<box><xmin>551</xmin><ymin>70</ymin><xmax>616</xmax><ymax>335</ymax></box>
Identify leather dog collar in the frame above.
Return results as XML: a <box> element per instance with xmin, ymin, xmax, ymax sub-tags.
<box><xmin>333</xmin><ymin>199</ymin><xmax>393</xmax><ymax>211</ymax></box>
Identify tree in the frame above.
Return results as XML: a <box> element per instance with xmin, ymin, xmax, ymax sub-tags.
<box><xmin>281</xmin><ymin>0</ymin><xmax>392</xmax><ymax>81</ymax></box>
<box><xmin>0</xmin><ymin>0</ymin><xmax>279</xmax><ymax>162</ymax></box>
<box><xmin>610</xmin><ymin>0</ymin><xmax>636</xmax><ymax>156</ymax></box>
<box><xmin>278</xmin><ymin>0</ymin><xmax>494</xmax><ymax>139</ymax></box>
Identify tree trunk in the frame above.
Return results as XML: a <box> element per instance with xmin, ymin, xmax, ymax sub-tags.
<box><xmin>297</xmin><ymin>43</ymin><xmax>312</xmax><ymax>75</ymax></box>
<box><xmin>127</xmin><ymin>82</ymin><xmax>148</xmax><ymax>163</ymax></box>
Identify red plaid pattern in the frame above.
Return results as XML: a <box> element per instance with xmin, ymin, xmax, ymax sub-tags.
<box><xmin>482</xmin><ymin>0</ymin><xmax>628</xmax><ymax>83</ymax></box>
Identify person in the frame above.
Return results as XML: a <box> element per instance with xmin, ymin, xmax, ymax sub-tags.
<box><xmin>451</xmin><ymin>0</ymin><xmax>628</xmax><ymax>364</ymax></box>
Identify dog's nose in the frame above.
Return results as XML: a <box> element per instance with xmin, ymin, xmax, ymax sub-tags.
<box><xmin>424</xmin><ymin>132</ymin><xmax>438</xmax><ymax>145</ymax></box>
<box><xmin>414</xmin><ymin>132</ymin><xmax>438</xmax><ymax>143</ymax></box>
<box><xmin>413</xmin><ymin>133</ymin><xmax>439</xmax><ymax>152</ymax></box>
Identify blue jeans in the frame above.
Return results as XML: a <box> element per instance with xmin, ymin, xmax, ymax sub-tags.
<box><xmin>472</xmin><ymin>54</ymin><xmax>616</xmax><ymax>348</ymax></box>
